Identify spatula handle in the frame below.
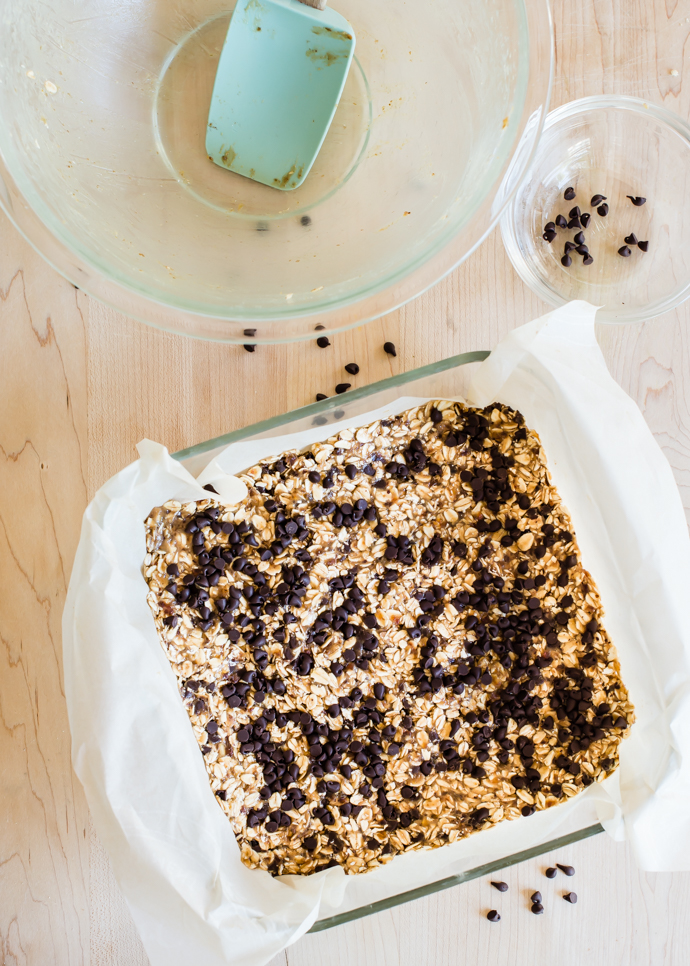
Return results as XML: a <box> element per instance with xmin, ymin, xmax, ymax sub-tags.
<box><xmin>299</xmin><ymin>0</ymin><xmax>328</xmax><ymax>9</ymax></box>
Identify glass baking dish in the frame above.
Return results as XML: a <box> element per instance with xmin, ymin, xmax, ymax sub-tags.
<box><xmin>172</xmin><ymin>348</ymin><xmax>604</xmax><ymax>932</ymax></box>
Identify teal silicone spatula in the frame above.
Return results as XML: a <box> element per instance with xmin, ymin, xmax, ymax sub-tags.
<box><xmin>206</xmin><ymin>0</ymin><xmax>355</xmax><ymax>191</ymax></box>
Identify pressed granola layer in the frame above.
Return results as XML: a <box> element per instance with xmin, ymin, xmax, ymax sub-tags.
<box><xmin>144</xmin><ymin>400</ymin><xmax>633</xmax><ymax>876</ymax></box>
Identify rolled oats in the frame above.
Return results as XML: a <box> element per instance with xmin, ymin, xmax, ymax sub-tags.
<box><xmin>144</xmin><ymin>400</ymin><xmax>633</xmax><ymax>876</ymax></box>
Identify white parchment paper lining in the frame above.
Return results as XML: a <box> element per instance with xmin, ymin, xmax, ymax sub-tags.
<box><xmin>63</xmin><ymin>301</ymin><xmax>690</xmax><ymax>966</ymax></box>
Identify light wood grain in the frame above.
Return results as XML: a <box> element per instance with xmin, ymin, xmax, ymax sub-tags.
<box><xmin>2</xmin><ymin>0</ymin><xmax>690</xmax><ymax>963</ymax></box>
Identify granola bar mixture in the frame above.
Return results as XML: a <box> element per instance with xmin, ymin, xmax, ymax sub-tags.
<box><xmin>144</xmin><ymin>400</ymin><xmax>634</xmax><ymax>876</ymax></box>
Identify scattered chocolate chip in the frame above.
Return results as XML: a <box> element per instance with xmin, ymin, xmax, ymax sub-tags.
<box><xmin>491</xmin><ymin>881</ymin><xmax>509</xmax><ymax>892</ymax></box>
<box><xmin>618</xmin><ymin>246</ymin><xmax>631</xmax><ymax>257</ymax></box>
<box><xmin>638</xmin><ymin>240</ymin><xmax>649</xmax><ymax>252</ymax></box>
<box><xmin>590</xmin><ymin>194</ymin><xmax>606</xmax><ymax>206</ymax></box>
<box><xmin>544</xmin><ymin>221</ymin><xmax>556</xmax><ymax>232</ymax></box>
<box><xmin>543</xmin><ymin>230</ymin><xmax>557</xmax><ymax>242</ymax></box>
<box><xmin>316</xmin><ymin>393</ymin><xmax>327</xmax><ymax>401</ymax></box>
<box><xmin>624</xmin><ymin>232</ymin><xmax>638</xmax><ymax>245</ymax></box>
<box><xmin>567</xmin><ymin>216</ymin><xmax>581</xmax><ymax>230</ymax></box>
<box><xmin>580</xmin><ymin>212</ymin><xmax>591</xmax><ymax>228</ymax></box>
<box><xmin>597</xmin><ymin>203</ymin><xmax>609</xmax><ymax>216</ymax></box>
<box><xmin>531</xmin><ymin>891</ymin><xmax>542</xmax><ymax>903</ymax></box>
<box><xmin>573</xmin><ymin>231</ymin><xmax>585</xmax><ymax>246</ymax></box>
<box><xmin>563</xmin><ymin>892</ymin><xmax>578</xmax><ymax>903</ymax></box>
<box><xmin>545</xmin><ymin>867</ymin><xmax>557</xmax><ymax>879</ymax></box>
<box><xmin>555</xmin><ymin>214</ymin><xmax>568</xmax><ymax>229</ymax></box>
<box><xmin>568</xmin><ymin>206</ymin><xmax>581</xmax><ymax>219</ymax></box>
<box><xmin>335</xmin><ymin>383</ymin><xmax>351</xmax><ymax>394</ymax></box>
<box><xmin>626</xmin><ymin>195</ymin><xmax>646</xmax><ymax>206</ymax></box>
<box><xmin>564</xmin><ymin>186</ymin><xmax>576</xmax><ymax>200</ymax></box>
<box><xmin>557</xmin><ymin>864</ymin><xmax>575</xmax><ymax>876</ymax></box>
<box><xmin>561</xmin><ymin>254</ymin><xmax>572</xmax><ymax>267</ymax></box>
<box><xmin>316</xmin><ymin>336</ymin><xmax>331</xmax><ymax>348</ymax></box>
<box><xmin>383</xmin><ymin>341</ymin><xmax>397</xmax><ymax>357</ymax></box>
<box><xmin>564</xmin><ymin>241</ymin><xmax>575</xmax><ymax>253</ymax></box>
<box><xmin>583</xmin><ymin>254</ymin><xmax>594</xmax><ymax>266</ymax></box>
<box><xmin>243</xmin><ymin>344</ymin><xmax>256</xmax><ymax>352</ymax></box>
<box><xmin>487</xmin><ymin>909</ymin><xmax>501</xmax><ymax>922</ymax></box>
<box><xmin>202</xmin><ymin>484</ymin><xmax>219</xmax><ymax>494</ymax></box>
<box><xmin>344</xmin><ymin>363</ymin><xmax>360</xmax><ymax>375</ymax></box>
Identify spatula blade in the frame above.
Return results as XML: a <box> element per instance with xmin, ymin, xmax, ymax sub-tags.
<box><xmin>206</xmin><ymin>0</ymin><xmax>355</xmax><ymax>191</ymax></box>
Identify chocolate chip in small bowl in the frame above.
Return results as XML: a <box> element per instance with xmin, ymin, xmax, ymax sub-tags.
<box><xmin>501</xmin><ymin>96</ymin><xmax>690</xmax><ymax>322</ymax></box>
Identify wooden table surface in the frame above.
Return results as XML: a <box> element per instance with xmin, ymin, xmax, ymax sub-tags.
<box><xmin>3</xmin><ymin>1</ymin><xmax>690</xmax><ymax>964</ymax></box>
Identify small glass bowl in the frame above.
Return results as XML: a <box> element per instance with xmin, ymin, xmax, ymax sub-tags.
<box><xmin>499</xmin><ymin>96</ymin><xmax>690</xmax><ymax>323</ymax></box>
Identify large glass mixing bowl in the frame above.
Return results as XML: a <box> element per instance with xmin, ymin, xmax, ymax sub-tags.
<box><xmin>0</xmin><ymin>0</ymin><xmax>553</xmax><ymax>342</ymax></box>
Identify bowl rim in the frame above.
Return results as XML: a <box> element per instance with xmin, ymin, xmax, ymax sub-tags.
<box><xmin>0</xmin><ymin>0</ymin><xmax>554</xmax><ymax>343</ymax></box>
<box><xmin>500</xmin><ymin>94</ymin><xmax>690</xmax><ymax>325</ymax></box>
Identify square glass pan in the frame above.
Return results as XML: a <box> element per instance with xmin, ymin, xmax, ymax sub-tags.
<box><xmin>172</xmin><ymin>349</ymin><xmax>604</xmax><ymax>933</ymax></box>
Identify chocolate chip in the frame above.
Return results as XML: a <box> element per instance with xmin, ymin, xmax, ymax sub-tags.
<box><xmin>487</xmin><ymin>910</ymin><xmax>501</xmax><ymax>922</ymax></box>
<box><xmin>573</xmin><ymin>231</ymin><xmax>585</xmax><ymax>246</ymax></box>
<box><xmin>243</xmin><ymin>328</ymin><xmax>256</xmax><ymax>337</ymax></box>
<box><xmin>568</xmin><ymin>206</ymin><xmax>581</xmax><ymax>219</ymax></box>
<box><xmin>316</xmin><ymin>336</ymin><xmax>330</xmax><ymax>348</ymax></box>
<box><xmin>531</xmin><ymin>891</ymin><xmax>542</xmax><ymax>903</ymax></box>
<box><xmin>583</xmin><ymin>254</ymin><xmax>594</xmax><ymax>266</ymax></box>
<box><xmin>491</xmin><ymin>881</ymin><xmax>509</xmax><ymax>892</ymax></box>
<box><xmin>543</xmin><ymin>230</ymin><xmax>556</xmax><ymax>243</ymax></box>
<box><xmin>638</xmin><ymin>240</ymin><xmax>649</xmax><ymax>252</ymax></box>
<box><xmin>567</xmin><ymin>217</ymin><xmax>581</xmax><ymax>230</ymax></box>
<box><xmin>590</xmin><ymin>194</ymin><xmax>606</xmax><ymax>206</ymax></box>
<box><xmin>580</xmin><ymin>212</ymin><xmax>591</xmax><ymax>228</ymax></box>
<box><xmin>557</xmin><ymin>864</ymin><xmax>575</xmax><ymax>876</ymax></box>
<box><xmin>563</xmin><ymin>892</ymin><xmax>578</xmax><ymax>903</ymax></box>
<box><xmin>626</xmin><ymin>195</ymin><xmax>646</xmax><ymax>206</ymax></box>
<box><xmin>315</xmin><ymin>393</ymin><xmax>327</xmax><ymax>401</ymax></box>
<box><xmin>335</xmin><ymin>383</ymin><xmax>351</xmax><ymax>394</ymax></box>
<box><xmin>545</xmin><ymin>867</ymin><xmax>557</xmax><ymax>878</ymax></box>
<box><xmin>555</xmin><ymin>214</ymin><xmax>567</xmax><ymax>229</ymax></box>
<box><xmin>564</xmin><ymin>187</ymin><xmax>576</xmax><ymax>200</ymax></box>
<box><xmin>544</xmin><ymin>221</ymin><xmax>556</xmax><ymax>232</ymax></box>
<box><xmin>618</xmin><ymin>246</ymin><xmax>631</xmax><ymax>257</ymax></box>
<box><xmin>303</xmin><ymin>835</ymin><xmax>317</xmax><ymax>850</ymax></box>
<box><xmin>561</xmin><ymin>254</ymin><xmax>572</xmax><ymax>267</ymax></box>
<box><xmin>243</xmin><ymin>344</ymin><xmax>256</xmax><ymax>352</ymax></box>
<box><xmin>521</xmin><ymin>805</ymin><xmax>535</xmax><ymax>816</ymax></box>
<box><xmin>597</xmin><ymin>203</ymin><xmax>609</xmax><ymax>216</ymax></box>
<box><xmin>564</xmin><ymin>241</ymin><xmax>575</xmax><ymax>253</ymax></box>
<box><xmin>383</xmin><ymin>342</ymin><xmax>397</xmax><ymax>356</ymax></box>
<box><xmin>531</xmin><ymin>902</ymin><xmax>544</xmax><ymax>915</ymax></box>
<box><xmin>202</xmin><ymin>484</ymin><xmax>219</xmax><ymax>494</ymax></box>
<box><xmin>624</xmin><ymin>232</ymin><xmax>638</xmax><ymax>245</ymax></box>
<box><xmin>345</xmin><ymin>363</ymin><xmax>360</xmax><ymax>375</ymax></box>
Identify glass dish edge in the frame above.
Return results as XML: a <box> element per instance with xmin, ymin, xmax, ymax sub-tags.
<box><xmin>171</xmin><ymin>349</ymin><xmax>491</xmax><ymax>466</ymax></box>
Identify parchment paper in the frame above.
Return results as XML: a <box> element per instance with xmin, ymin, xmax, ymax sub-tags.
<box><xmin>63</xmin><ymin>301</ymin><xmax>690</xmax><ymax>966</ymax></box>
